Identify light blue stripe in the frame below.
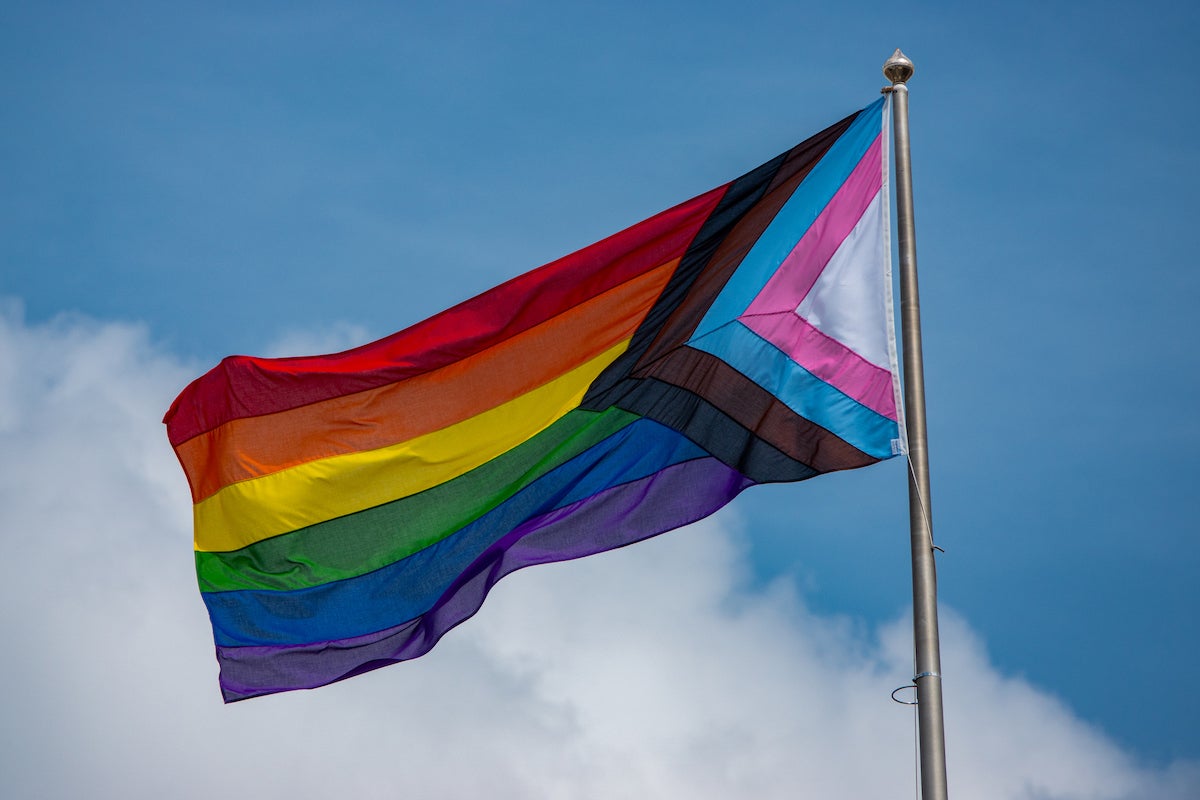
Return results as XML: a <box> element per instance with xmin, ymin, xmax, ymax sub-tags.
<box><xmin>691</xmin><ymin>98</ymin><xmax>885</xmax><ymax>340</ymax></box>
<box><xmin>690</xmin><ymin>320</ymin><xmax>898</xmax><ymax>459</ymax></box>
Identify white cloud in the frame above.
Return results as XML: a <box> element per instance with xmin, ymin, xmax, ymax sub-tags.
<box><xmin>0</xmin><ymin>302</ymin><xmax>1195</xmax><ymax>800</ymax></box>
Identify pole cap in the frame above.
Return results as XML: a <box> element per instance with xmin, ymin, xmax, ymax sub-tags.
<box><xmin>883</xmin><ymin>49</ymin><xmax>914</xmax><ymax>84</ymax></box>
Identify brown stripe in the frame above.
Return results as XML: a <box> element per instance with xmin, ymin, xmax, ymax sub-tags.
<box><xmin>165</xmin><ymin>188</ymin><xmax>726</xmax><ymax>447</ymax></box>
<box><xmin>636</xmin><ymin>125</ymin><xmax>851</xmax><ymax>372</ymax></box>
<box><xmin>641</xmin><ymin>346</ymin><xmax>873</xmax><ymax>474</ymax></box>
<box><xmin>582</xmin><ymin>110</ymin><xmax>858</xmax><ymax>414</ymax></box>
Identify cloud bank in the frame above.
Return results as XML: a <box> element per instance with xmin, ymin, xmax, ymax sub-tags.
<box><xmin>0</xmin><ymin>301</ymin><xmax>1195</xmax><ymax>800</ymax></box>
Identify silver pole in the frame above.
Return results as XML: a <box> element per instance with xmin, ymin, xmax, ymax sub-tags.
<box><xmin>884</xmin><ymin>49</ymin><xmax>949</xmax><ymax>800</ymax></box>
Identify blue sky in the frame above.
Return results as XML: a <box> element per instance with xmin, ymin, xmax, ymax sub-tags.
<box><xmin>2</xmin><ymin>2</ymin><xmax>1197</xmax><ymax>796</ymax></box>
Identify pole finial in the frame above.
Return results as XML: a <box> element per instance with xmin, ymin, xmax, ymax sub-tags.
<box><xmin>883</xmin><ymin>49</ymin><xmax>914</xmax><ymax>85</ymax></box>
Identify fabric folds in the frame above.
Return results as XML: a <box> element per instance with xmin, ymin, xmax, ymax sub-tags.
<box><xmin>164</xmin><ymin>97</ymin><xmax>902</xmax><ymax>702</ymax></box>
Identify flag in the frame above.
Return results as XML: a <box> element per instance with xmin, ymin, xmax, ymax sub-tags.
<box><xmin>165</xmin><ymin>97</ymin><xmax>902</xmax><ymax>702</ymax></box>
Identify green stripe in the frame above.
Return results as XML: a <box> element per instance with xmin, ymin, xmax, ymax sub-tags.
<box><xmin>195</xmin><ymin>407</ymin><xmax>639</xmax><ymax>592</ymax></box>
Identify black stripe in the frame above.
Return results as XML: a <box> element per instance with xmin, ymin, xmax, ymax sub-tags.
<box><xmin>583</xmin><ymin>108</ymin><xmax>861</xmax><ymax>409</ymax></box>
<box><xmin>612</xmin><ymin>376</ymin><xmax>821</xmax><ymax>484</ymax></box>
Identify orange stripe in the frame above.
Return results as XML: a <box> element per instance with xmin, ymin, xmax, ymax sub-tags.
<box><xmin>193</xmin><ymin>341</ymin><xmax>630</xmax><ymax>552</ymax></box>
<box><xmin>176</xmin><ymin>258</ymin><xmax>679</xmax><ymax>502</ymax></box>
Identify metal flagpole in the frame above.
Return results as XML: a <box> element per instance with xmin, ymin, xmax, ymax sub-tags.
<box><xmin>884</xmin><ymin>49</ymin><xmax>949</xmax><ymax>800</ymax></box>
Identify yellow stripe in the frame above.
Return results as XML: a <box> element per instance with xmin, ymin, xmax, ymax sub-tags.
<box><xmin>193</xmin><ymin>339</ymin><xmax>630</xmax><ymax>553</ymax></box>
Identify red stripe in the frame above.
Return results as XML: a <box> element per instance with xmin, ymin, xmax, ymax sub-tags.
<box><xmin>165</xmin><ymin>186</ymin><xmax>728</xmax><ymax>446</ymax></box>
<box><xmin>175</xmin><ymin>260</ymin><xmax>677</xmax><ymax>503</ymax></box>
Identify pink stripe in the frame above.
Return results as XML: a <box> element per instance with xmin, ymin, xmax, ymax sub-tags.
<box><xmin>744</xmin><ymin>134</ymin><xmax>883</xmax><ymax>317</ymax></box>
<box><xmin>742</xmin><ymin>311</ymin><xmax>897</xmax><ymax>420</ymax></box>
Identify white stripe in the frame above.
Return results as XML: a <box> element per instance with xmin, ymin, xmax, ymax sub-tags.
<box><xmin>794</xmin><ymin>189</ymin><xmax>891</xmax><ymax>370</ymax></box>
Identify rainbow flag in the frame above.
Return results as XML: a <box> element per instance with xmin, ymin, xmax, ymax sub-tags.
<box><xmin>165</xmin><ymin>97</ymin><xmax>903</xmax><ymax>702</ymax></box>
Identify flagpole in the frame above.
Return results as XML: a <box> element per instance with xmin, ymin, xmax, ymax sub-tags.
<box><xmin>884</xmin><ymin>49</ymin><xmax>949</xmax><ymax>800</ymax></box>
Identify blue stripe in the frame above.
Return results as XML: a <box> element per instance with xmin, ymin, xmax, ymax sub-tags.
<box><xmin>691</xmin><ymin>98</ymin><xmax>884</xmax><ymax>340</ymax></box>
<box><xmin>204</xmin><ymin>418</ymin><xmax>707</xmax><ymax>647</ymax></box>
<box><xmin>689</xmin><ymin>320</ymin><xmax>898</xmax><ymax>459</ymax></box>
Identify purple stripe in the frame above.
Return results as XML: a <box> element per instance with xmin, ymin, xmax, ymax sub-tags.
<box><xmin>215</xmin><ymin>457</ymin><xmax>754</xmax><ymax>702</ymax></box>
